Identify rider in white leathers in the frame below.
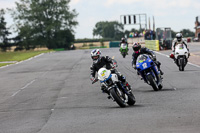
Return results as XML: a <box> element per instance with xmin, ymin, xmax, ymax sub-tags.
<box><xmin>171</xmin><ymin>33</ymin><xmax>190</xmax><ymax>61</ymax></box>
<box><xmin>172</xmin><ymin>33</ymin><xmax>189</xmax><ymax>53</ymax></box>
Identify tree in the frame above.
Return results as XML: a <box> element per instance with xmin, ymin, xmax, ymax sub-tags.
<box><xmin>0</xmin><ymin>9</ymin><xmax>11</xmax><ymax>51</ymax></box>
<box><xmin>93</xmin><ymin>21</ymin><xmax>124</xmax><ymax>40</ymax></box>
<box><xmin>180</xmin><ymin>29</ymin><xmax>195</xmax><ymax>38</ymax></box>
<box><xmin>10</xmin><ymin>0</ymin><xmax>78</xmax><ymax>49</ymax></box>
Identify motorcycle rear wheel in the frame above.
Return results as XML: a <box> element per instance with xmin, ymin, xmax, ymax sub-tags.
<box><xmin>127</xmin><ymin>92</ymin><xmax>136</xmax><ymax>106</ymax></box>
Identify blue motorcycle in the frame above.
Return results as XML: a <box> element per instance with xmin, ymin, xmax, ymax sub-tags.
<box><xmin>136</xmin><ymin>54</ymin><xmax>163</xmax><ymax>91</ymax></box>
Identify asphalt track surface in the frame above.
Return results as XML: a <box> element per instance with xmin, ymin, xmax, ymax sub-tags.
<box><xmin>0</xmin><ymin>43</ymin><xmax>200</xmax><ymax>133</ymax></box>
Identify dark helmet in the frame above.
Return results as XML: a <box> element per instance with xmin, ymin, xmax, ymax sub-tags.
<box><xmin>91</xmin><ymin>49</ymin><xmax>101</xmax><ymax>63</ymax></box>
<box><xmin>121</xmin><ymin>37</ymin><xmax>126</xmax><ymax>43</ymax></box>
<box><xmin>176</xmin><ymin>33</ymin><xmax>182</xmax><ymax>42</ymax></box>
<box><xmin>132</xmin><ymin>42</ymin><xmax>141</xmax><ymax>52</ymax></box>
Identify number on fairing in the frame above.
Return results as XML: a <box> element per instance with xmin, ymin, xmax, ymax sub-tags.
<box><xmin>142</xmin><ymin>63</ymin><xmax>147</xmax><ymax>69</ymax></box>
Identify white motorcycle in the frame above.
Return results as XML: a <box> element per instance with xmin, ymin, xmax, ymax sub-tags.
<box><xmin>172</xmin><ymin>43</ymin><xmax>189</xmax><ymax>71</ymax></box>
<box><xmin>92</xmin><ymin>62</ymin><xmax>135</xmax><ymax>107</ymax></box>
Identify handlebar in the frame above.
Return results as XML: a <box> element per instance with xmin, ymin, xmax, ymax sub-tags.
<box><xmin>92</xmin><ymin>78</ymin><xmax>99</xmax><ymax>84</ymax></box>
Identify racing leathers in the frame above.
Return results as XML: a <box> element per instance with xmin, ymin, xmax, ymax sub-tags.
<box><xmin>90</xmin><ymin>56</ymin><xmax>130</xmax><ymax>93</ymax></box>
<box><xmin>119</xmin><ymin>42</ymin><xmax>129</xmax><ymax>54</ymax></box>
<box><xmin>119</xmin><ymin>42</ymin><xmax>129</xmax><ymax>47</ymax></box>
<box><xmin>171</xmin><ymin>38</ymin><xmax>190</xmax><ymax>62</ymax></box>
<box><xmin>172</xmin><ymin>38</ymin><xmax>189</xmax><ymax>52</ymax></box>
<box><xmin>132</xmin><ymin>47</ymin><xmax>163</xmax><ymax>75</ymax></box>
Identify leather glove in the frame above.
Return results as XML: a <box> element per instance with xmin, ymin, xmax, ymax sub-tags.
<box><xmin>91</xmin><ymin>78</ymin><xmax>98</xmax><ymax>84</ymax></box>
<box><xmin>90</xmin><ymin>77</ymin><xmax>95</xmax><ymax>82</ymax></box>
<box><xmin>152</xmin><ymin>55</ymin><xmax>156</xmax><ymax>61</ymax></box>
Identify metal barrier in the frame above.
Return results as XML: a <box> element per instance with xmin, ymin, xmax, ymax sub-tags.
<box><xmin>109</xmin><ymin>41</ymin><xmax>120</xmax><ymax>48</ymax></box>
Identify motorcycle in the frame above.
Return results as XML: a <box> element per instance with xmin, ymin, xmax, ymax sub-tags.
<box><xmin>170</xmin><ymin>43</ymin><xmax>189</xmax><ymax>71</ymax></box>
<box><xmin>120</xmin><ymin>43</ymin><xmax>129</xmax><ymax>58</ymax></box>
<box><xmin>92</xmin><ymin>60</ymin><xmax>135</xmax><ymax>107</ymax></box>
<box><xmin>135</xmin><ymin>54</ymin><xmax>163</xmax><ymax>91</ymax></box>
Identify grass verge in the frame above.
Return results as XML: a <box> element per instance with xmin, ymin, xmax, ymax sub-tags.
<box><xmin>0</xmin><ymin>63</ymin><xmax>13</xmax><ymax>67</ymax></box>
<box><xmin>0</xmin><ymin>50</ymin><xmax>53</xmax><ymax>62</ymax></box>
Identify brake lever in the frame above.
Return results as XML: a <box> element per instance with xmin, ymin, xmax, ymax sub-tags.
<box><xmin>92</xmin><ymin>78</ymin><xmax>98</xmax><ymax>84</ymax></box>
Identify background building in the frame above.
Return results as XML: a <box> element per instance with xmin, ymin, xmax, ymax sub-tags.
<box><xmin>195</xmin><ymin>16</ymin><xmax>200</xmax><ymax>40</ymax></box>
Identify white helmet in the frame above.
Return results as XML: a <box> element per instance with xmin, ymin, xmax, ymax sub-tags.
<box><xmin>176</xmin><ymin>33</ymin><xmax>182</xmax><ymax>42</ymax></box>
<box><xmin>91</xmin><ymin>49</ymin><xmax>101</xmax><ymax>63</ymax></box>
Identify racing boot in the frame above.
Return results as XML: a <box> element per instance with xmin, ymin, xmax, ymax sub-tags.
<box><xmin>188</xmin><ymin>49</ymin><xmax>190</xmax><ymax>57</ymax></box>
<box><xmin>101</xmin><ymin>86</ymin><xmax>111</xmax><ymax>99</ymax></box>
<box><xmin>159</xmin><ymin>69</ymin><xmax>164</xmax><ymax>75</ymax></box>
<box><xmin>155</xmin><ymin>61</ymin><xmax>164</xmax><ymax>75</ymax></box>
<box><xmin>124</xmin><ymin>82</ymin><xmax>132</xmax><ymax>94</ymax></box>
<box><xmin>101</xmin><ymin>86</ymin><xmax>109</xmax><ymax>94</ymax></box>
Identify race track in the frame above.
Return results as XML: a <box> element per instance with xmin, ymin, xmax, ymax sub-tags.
<box><xmin>0</xmin><ymin>43</ymin><xmax>200</xmax><ymax>133</ymax></box>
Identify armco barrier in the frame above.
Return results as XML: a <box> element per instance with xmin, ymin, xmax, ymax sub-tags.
<box><xmin>109</xmin><ymin>41</ymin><xmax>120</xmax><ymax>48</ymax></box>
<box><xmin>145</xmin><ymin>40</ymin><xmax>160</xmax><ymax>51</ymax></box>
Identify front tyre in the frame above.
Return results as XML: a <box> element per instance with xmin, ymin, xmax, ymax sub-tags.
<box><xmin>179</xmin><ymin>58</ymin><xmax>184</xmax><ymax>71</ymax></box>
<box><xmin>127</xmin><ymin>92</ymin><xmax>136</xmax><ymax>106</ymax></box>
<box><xmin>122</xmin><ymin>53</ymin><xmax>126</xmax><ymax>58</ymax></box>
<box><xmin>147</xmin><ymin>74</ymin><xmax>159</xmax><ymax>91</ymax></box>
<box><xmin>110</xmin><ymin>88</ymin><xmax>126</xmax><ymax>108</ymax></box>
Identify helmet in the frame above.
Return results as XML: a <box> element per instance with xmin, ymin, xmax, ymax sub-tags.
<box><xmin>91</xmin><ymin>49</ymin><xmax>101</xmax><ymax>63</ymax></box>
<box><xmin>132</xmin><ymin>42</ymin><xmax>141</xmax><ymax>53</ymax></box>
<box><xmin>121</xmin><ymin>37</ymin><xmax>126</xmax><ymax>43</ymax></box>
<box><xmin>176</xmin><ymin>33</ymin><xmax>182</xmax><ymax>42</ymax></box>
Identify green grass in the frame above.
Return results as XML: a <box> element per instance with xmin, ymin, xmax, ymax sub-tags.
<box><xmin>0</xmin><ymin>63</ymin><xmax>13</xmax><ymax>67</ymax></box>
<box><xmin>0</xmin><ymin>50</ymin><xmax>53</xmax><ymax>62</ymax></box>
<box><xmin>53</xmin><ymin>48</ymin><xmax>65</xmax><ymax>51</ymax></box>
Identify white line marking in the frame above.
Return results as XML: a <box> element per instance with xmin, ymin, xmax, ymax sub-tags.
<box><xmin>11</xmin><ymin>90</ymin><xmax>22</xmax><ymax>97</ymax></box>
<box><xmin>188</xmin><ymin>62</ymin><xmax>200</xmax><ymax>68</ymax></box>
<box><xmin>11</xmin><ymin>79</ymin><xmax>36</xmax><ymax>97</ymax></box>
<box><xmin>154</xmin><ymin>51</ymin><xmax>169</xmax><ymax>57</ymax></box>
<box><xmin>154</xmin><ymin>51</ymin><xmax>200</xmax><ymax>68</ymax></box>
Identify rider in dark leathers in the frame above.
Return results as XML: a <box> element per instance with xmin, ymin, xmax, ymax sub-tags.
<box><xmin>90</xmin><ymin>49</ymin><xmax>131</xmax><ymax>93</ymax></box>
<box><xmin>131</xmin><ymin>43</ymin><xmax>164</xmax><ymax>75</ymax></box>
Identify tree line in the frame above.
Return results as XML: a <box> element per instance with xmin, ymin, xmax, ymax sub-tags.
<box><xmin>0</xmin><ymin>0</ymin><xmax>78</xmax><ymax>51</ymax></box>
<box><xmin>93</xmin><ymin>21</ymin><xmax>195</xmax><ymax>40</ymax></box>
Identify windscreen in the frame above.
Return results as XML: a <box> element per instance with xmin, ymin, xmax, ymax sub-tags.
<box><xmin>177</xmin><ymin>44</ymin><xmax>185</xmax><ymax>49</ymax></box>
<box><xmin>136</xmin><ymin>54</ymin><xmax>148</xmax><ymax>63</ymax></box>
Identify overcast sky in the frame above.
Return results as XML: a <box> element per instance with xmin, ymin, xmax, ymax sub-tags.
<box><xmin>1</xmin><ymin>0</ymin><xmax>200</xmax><ymax>39</ymax></box>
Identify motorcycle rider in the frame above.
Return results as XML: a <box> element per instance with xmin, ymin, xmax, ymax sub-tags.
<box><xmin>131</xmin><ymin>42</ymin><xmax>164</xmax><ymax>75</ymax></box>
<box><xmin>119</xmin><ymin>37</ymin><xmax>129</xmax><ymax>53</ymax></box>
<box><xmin>172</xmin><ymin>33</ymin><xmax>189</xmax><ymax>52</ymax></box>
<box><xmin>90</xmin><ymin>49</ymin><xmax>131</xmax><ymax>94</ymax></box>
<box><xmin>170</xmin><ymin>33</ymin><xmax>190</xmax><ymax>61</ymax></box>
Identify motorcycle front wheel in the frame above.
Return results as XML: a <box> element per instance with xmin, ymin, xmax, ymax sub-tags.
<box><xmin>110</xmin><ymin>88</ymin><xmax>127</xmax><ymax>107</ymax></box>
<box><xmin>122</xmin><ymin>52</ymin><xmax>126</xmax><ymax>58</ymax></box>
<box><xmin>179</xmin><ymin>58</ymin><xmax>184</xmax><ymax>71</ymax></box>
<box><xmin>147</xmin><ymin>74</ymin><xmax>159</xmax><ymax>91</ymax></box>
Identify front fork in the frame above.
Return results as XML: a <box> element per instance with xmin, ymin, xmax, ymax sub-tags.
<box><xmin>108</xmin><ymin>84</ymin><xmax>129</xmax><ymax>102</ymax></box>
